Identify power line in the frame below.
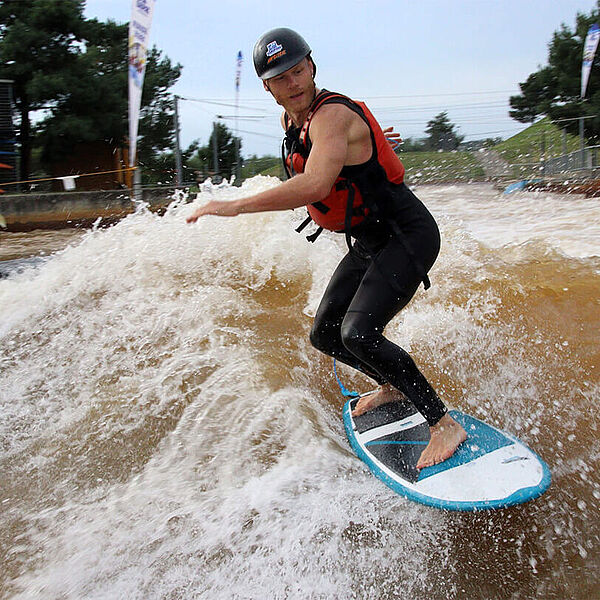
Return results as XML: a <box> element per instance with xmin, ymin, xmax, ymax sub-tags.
<box><xmin>181</xmin><ymin>90</ymin><xmax>515</xmax><ymax>103</ymax></box>
<box><xmin>216</xmin><ymin>115</ymin><xmax>267</xmax><ymax>121</ymax></box>
<box><xmin>374</xmin><ymin>101</ymin><xmax>510</xmax><ymax>114</ymax></box>
<box><xmin>361</xmin><ymin>90</ymin><xmax>515</xmax><ymax>99</ymax></box>
<box><xmin>235</xmin><ymin>128</ymin><xmax>281</xmax><ymax>140</ymax></box>
<box><xmin>179</xmin><ymin>96</ymin><xmax>271</xmax><ymax>113</ymax></box>
<box><xmin>178</xmin><ymin>90</ymin><xmax>528</xmax><ymax>148</ymax></box>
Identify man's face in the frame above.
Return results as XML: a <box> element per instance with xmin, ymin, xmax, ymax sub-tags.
<box><xmin>264</xmin><ymin>57</ymin><xmax>315</xmax><ymax>113</ymax></box>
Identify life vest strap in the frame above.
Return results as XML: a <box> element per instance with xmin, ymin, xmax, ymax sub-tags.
<box><xmin>295</xmin><ymin>215</ymin><xmax>312</xmax><ymax>233</ymax></box>
<box><xmin>311</xmin><ymin>200</ymin><xmax>330</xmax><ymax>214</ymax></box>
<box><xmin>343</xmin><ymin>182</ymin><xmax>356</xmax><ymax>253</ymax></box>
<box><xmin>306</xmin><ymin>227</ymin><xmax>323</xmax><ymax>243</ymax></box>
<box><xmin>281</xmin><ymin>139</ymin><xmax>292</xmax><ymax>180</ymax></box>
<box><xmin>295</xmin><ymin>213</ymin><xmax>324</xmax><ymax>243</ymax></box>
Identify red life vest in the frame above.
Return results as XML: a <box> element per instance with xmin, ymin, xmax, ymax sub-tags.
<box><xmin>282</xmin><ymin>90</ymin><xmax>405</xmax><ymax>234</ymax></box>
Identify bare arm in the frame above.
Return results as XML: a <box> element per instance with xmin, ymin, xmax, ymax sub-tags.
<box><xmin>186</xmin><ymin>105</ymin><xmax>355</xmax><ymax>222</ymax></box>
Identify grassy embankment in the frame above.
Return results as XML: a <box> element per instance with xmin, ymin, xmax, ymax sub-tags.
<box><xmin>494</xmin><ymin>116</ymin><xmax>581</xmax><ymax>179</ymax></box>
<box><xmin>254</xmin><ymin>151</ymin><xmax>485</xmax><ymax>184</ymax></box>
<box><xmin>399</xmin><ymin>150</ymin><xmax>485</xmax><ymax>184</ymax></box>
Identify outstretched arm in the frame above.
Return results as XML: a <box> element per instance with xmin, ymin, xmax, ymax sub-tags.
<box><xmin>186</xmin><ymin>104</ymin><xmax>354</xmax><ymax>223</ymax></box>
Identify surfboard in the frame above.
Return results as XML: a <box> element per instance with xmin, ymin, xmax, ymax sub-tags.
<box><xmin>343</xmin><ymin>397</ymin><xmax>551</xmax><ymax>511</ymax></box>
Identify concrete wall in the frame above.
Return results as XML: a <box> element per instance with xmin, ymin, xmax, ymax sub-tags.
<box><xmin>0</xmin><ymin>187</ymin><xmax>183</xmax><ymax>231</ymax></box>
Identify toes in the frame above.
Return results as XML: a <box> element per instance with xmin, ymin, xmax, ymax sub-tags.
<box><xmin>351</xmin><ymin>394</ymin><xmax>376</xmax><ymax>417</ymax></box>
<box><xmin>351</xmin><ymin>403</ymin><xmax>366</xmax><ymax>417</ymax></box>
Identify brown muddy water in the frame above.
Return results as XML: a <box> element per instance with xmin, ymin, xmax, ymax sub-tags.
<box><xmin>0</xmin><ymin>180</ymin><xmax>598</xmax><ymax>599</ymax></box>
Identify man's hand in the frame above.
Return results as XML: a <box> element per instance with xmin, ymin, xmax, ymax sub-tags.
<box><xmin>186</xmin><ymin>200</ymin><xmax>241</xmax><ymax>223</ymax></box>
<box><xmin>383</xmin><ymin>126</ymin><xmax>402</xmax><ymax>150</ymax></box>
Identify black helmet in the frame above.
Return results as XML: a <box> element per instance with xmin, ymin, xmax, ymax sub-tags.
<box><xmin>253</xmin><ymin>27</ymin><xmax>312</xmax><ymax>80</ymax></box>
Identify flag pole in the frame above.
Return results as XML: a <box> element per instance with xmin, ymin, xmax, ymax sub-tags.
<box><xmin>174</xmin><ymin>94</ymin><xmax>183</xmax><ymax>186</ymax></box>
<box><xmin>128</xmin><ymin>0</ymin><xmax>156</xmax><ymax>199</ymax></box>
<box><xmin>235</xmin><ymin>51</ymin><xmax>242</xmax><ymax>184</ymax></box>
<box><xmin>580</xmin><ymin>23</ymin><xmax>600</xmax><ymax>168</ymax></box>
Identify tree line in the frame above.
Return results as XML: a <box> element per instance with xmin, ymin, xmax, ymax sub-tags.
<box><xmin>0</xmin><ymin>0</ymin><xmax>484</xmax><ymax>188</ymax></box>
<box><xmin>0</xmin><ymin>0</ymin><xmax>243</xmax><ymax>186</ymax></box>
<box><xmin>510</xmin><ymin>1</ymin><xmax>600</xmax><ymax>142</ymax></box>
<box><xmin>2</xmin><ymin>0</ymin><xmax>596</xmax><ymax>188</ymax></box>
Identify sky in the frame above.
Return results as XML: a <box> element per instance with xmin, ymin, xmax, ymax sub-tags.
<box><xmin>84</xmin><ymin>0</ymin><xmax>599</xmax><ymax>157</ymax></box>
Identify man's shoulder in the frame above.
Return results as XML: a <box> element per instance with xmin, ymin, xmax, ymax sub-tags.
<box><xmin>312</xmin><ymin>100</ymin><xmax>360</xmax><ymax>123</ymax></box>
<box><xmin>310</xmin><ymin>97</ymin><xmax>368</xmax><ymax>136</ymax></box>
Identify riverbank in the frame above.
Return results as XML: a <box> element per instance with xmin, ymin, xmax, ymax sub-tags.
<box><xmin>0</xmin><ymin>186</ymin><xmax>181</xmax><ymax>232</ymax></box>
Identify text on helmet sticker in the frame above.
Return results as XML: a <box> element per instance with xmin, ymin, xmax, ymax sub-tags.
<box><xmin>266</xmin><ymin>41</ymin><xmax>283</xmax><ymax>57</ymax></box>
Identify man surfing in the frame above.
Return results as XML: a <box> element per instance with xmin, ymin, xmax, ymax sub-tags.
<box><xmin>187</xmin><ymin>28</ymin><xmax>466</xmax><ymax>469</ymax></box>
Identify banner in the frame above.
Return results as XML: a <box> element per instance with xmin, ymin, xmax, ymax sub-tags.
<box><xmin>235</xmin><ymin>50</ymin><xmax>243</xmax><ymax>92</ymax></box>
<box><xmin>581</xmin><ymin>23</ymin><xmax>600</xmax><ymax>98</ymax></box>
<box><xmin>128</xmin><ymin>0</ymin><xmax>156</xmax><ymax>166</ymax></box>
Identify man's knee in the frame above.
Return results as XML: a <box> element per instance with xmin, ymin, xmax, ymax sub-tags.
<box><xmin>310</xmin><ymin>319</ymin><xmax>338</xmax><ymax>353</ymax></box>
<box><xmin>340</xmin><ymin>317</ymin><xmax>367</xmax><ymax>357</ymax></box>
<box><xmin>309</xmin><ymin>324</ymin><xmax>325</xmax><ymax>351</ymax></box>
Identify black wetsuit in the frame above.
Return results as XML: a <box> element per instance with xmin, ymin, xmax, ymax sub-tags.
<box><xmin>309</xmin><ymin>183</ymin><xmax>448</xmax><ymax>426</ymax></box>
<box><xmin>282</xmin><ymin>90</ymin><xmax>447</xmax><ymax>426</ymax></box>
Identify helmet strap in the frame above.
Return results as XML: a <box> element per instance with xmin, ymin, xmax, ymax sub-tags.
<box><xmin>308</xmin><ymin>55</ymin><xmax>317</xmax><ymax>79</ymax></box>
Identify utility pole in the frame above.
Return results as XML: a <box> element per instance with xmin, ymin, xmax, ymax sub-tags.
<box><xmin>235</xmin><ymin>85</ymin><xmax>240</xmax><ymax>184</ymax></box>
<box><xmin>235</xmin><ymin>135</ymin><xmax>241</xmax><ymax>184</ymax></box>
<box><xmin>212</xmin><ymin>121</ymin><xmax>219</xmax><ymax>180</ymax></box>
<box><xmin>173</xmin><ymin>94</ymin><xmax>183</xmax><ymax>187</ymax></box>
<box><xmin>540</xmin><ymin>131</ymin><xmax>546</xmax><ymax>177</ymax></box>
<box><xmin>133</xmin><ymin>165</ymin><xmax>142</xmax><ymax>201</ymax></box>
<box><xmin>234</xmin><ymin>50</ymin><xmax>242</xmax><ymax>185</ymax></box>
<box><xmin>580</xmin><ymin>115</ymin><xmax>585</xmax><ymax>169</ymax></box>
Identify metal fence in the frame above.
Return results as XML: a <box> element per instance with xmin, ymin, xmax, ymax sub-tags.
<box><xmin>541</xmin><ymin>145</ymin><xmax>600</xmax><ymax>175</ymax></box>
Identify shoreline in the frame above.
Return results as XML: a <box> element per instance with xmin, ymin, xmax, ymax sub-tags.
<box><xmin>0</xmin><ymin>186</ymin><xmax>182</xmax><ymax>232</ymax></box>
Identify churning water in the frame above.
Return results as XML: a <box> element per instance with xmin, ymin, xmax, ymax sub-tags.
<box><xmin>1</xmin><ymin>179</ymin><xmax>599</xmax><ymax>599</ymax></box>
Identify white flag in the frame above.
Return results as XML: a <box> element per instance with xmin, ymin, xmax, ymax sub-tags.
<box><xmin>581</xmin><ymin>23</ymin><xmax>600</xmax><ymax>98</ymax></box>
<box><xmin>128</xmin><ymin>0</ymin><xmax>156</xmax><ymax>166</ymax></box>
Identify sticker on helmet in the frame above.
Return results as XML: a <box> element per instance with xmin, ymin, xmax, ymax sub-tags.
<box><xmin>266</xmin><ymin>41</ymin><xmax>283</xmax><ymax>57</ymax></box>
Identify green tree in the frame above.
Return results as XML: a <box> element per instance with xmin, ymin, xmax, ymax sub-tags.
<box><xmin>36</xmin><ymin>22</ymin><xmax>182</xmax><ymax>178</ymax></box>
<box><xmin>0</xmin><ymin>0</ymin><xmax>86</xmax><ymax>181</ymax></box>
<box><xmin>139</xmin><ymin>139</ymin><xmax>201</xmax><ymax>185</ymax></box>
<box><xmin>0</xmin><ymin>2</ymin><xmax>182</xmax><ymax>183</ymax></box>
<box><xmin>509</xmin><ymin>2</ymin><xmax>600</xmax><ymax>139</ymax></box>
<box><xmin>398</xmin><ymin>137</ymin><xmax>427</xmax><ymax>152</ymax></box>
<box><xmin>35</xmin><ymin>19</ymin><xmax>129</xmax><ymax>162</ymax></box>
<box><xmin>194</xmin><ymin>122</ymin><xmax>242</xmax><ymax>180</ymax></box>
<box><xmin>425</xmin><ymin>112</ymin><xmax>464</xmax><ymax>151</ymax></box>
<box><xmin>135</xmin><ymin>47</ymin><xmax>182</xmax><ymax>179</ymax></box>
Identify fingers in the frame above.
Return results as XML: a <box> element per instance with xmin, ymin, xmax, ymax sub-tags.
<box><xmin>186</xmin><ymin>200</ymin><xmax>240</xmax><ymax>223</ymax></box>
<box><xmin>186</xmin><ymin>210</ymin><xmax>203</xmax><ymax>223</ymax></box>
<box><xmin>382</xmin><ymin>126</ymin><xmax>402</xmax><ymax>150</ymax></box>
<box><xmin>383</xmin><ymin>126</ymin><xmax>401</xmax><ymax>137</ymax></box>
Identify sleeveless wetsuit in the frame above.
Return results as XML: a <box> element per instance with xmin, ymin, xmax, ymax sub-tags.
<box><xmin>285</xmin><ymin>91</ymin><xmax>447</xmax><ymax>426</ymax></box>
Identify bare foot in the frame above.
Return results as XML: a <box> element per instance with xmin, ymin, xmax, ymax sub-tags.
<box><xmin>351</xmin><ymin>384</ymin><xmax>407</xmax><ymax>417</ymax></box>
<box><xmin>416</xmin><ymin>413</ymin><xmax>467</xmax><ymax>470</ymax></box>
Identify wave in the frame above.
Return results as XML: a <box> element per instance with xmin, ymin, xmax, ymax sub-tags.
<box><xmin>1</xmin><ymin>179</ymin><xmax>598</xmax><ymax>599</ymax></box>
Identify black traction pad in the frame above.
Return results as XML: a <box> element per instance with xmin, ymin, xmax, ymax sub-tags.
<box><xmin>350</xmin><ymin>397</ymin><xmax>421</xmax><ymax>434</ymax></box>
<box><xmin>349</xmin><ymin>398</ymin><xmax>429</xmax><ymax>483</ymax></box>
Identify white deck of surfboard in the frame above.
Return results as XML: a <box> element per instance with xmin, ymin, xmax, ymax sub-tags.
<box><xmin>343</xmin><ymin>401</ymin><xmax>551</xmax><ymax>511</ymax></box>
